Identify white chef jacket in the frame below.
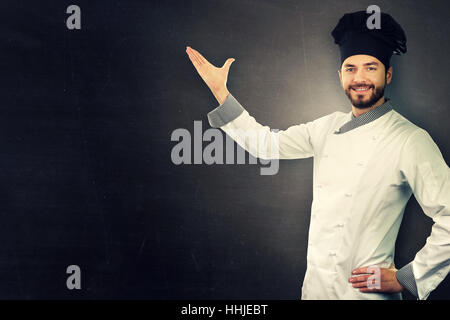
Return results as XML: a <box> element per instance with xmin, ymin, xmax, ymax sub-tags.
<box><xmin>207</xmin><ymin>93</ymin><xmax>450</xmax><ymax>300</ymax></box>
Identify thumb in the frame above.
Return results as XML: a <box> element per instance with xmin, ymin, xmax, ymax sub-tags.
<box><xmin>222</xmin><ymin>58</ymin><xmax>235</xmax><ymax>70</ymax></box>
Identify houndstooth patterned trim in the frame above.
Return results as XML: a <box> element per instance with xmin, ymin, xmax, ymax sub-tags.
<box><xmin>335</xmin><ymin>99</ymin><xmax>394</xmax><ymax>134</ymax></box>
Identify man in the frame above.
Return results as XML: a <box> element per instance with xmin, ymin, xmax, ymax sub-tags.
<box><xmin>185</xmin><ymin>10</ymin><xmax>450</xmax><ymax>300</ymax></box>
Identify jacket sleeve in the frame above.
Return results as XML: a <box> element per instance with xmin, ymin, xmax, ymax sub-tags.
<box><xmin>207</xmin><ymin>93</ymin><xmax>315</xmax><ymax>160</ymax></box>
<box><xmin>398</xmin><ymin>128</ymin><xmax>450</xmax><ymax>300</ymax></box>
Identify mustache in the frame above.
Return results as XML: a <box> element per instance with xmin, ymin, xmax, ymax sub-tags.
<box><xmin>349</xmin><ymin>84</ymin><xmax>374</xmax><ymax>89</ymax></box>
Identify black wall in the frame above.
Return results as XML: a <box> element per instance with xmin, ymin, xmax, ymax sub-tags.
<box><xmin>0</xmin><ymin>0</ymin><xmax>449</xmax><ymax>299</ymax></box>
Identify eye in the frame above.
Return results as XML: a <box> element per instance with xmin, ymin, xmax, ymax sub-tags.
<box><xmin>345</xmin><ymin>68</ymin><xmax>354</xmax><ymax>72</ymax></box>
<box><xmin>367</xmin><ymin>67</ymin><xmax>376</xmax><ymax>71</ymax></box>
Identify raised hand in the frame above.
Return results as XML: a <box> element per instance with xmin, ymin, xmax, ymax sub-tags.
<box><xmin>186</xmin><ymin>46</ymin><xmax>235</xmax><ymax>105</ymax></box>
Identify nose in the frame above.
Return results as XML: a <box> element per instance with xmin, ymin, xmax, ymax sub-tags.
<box><xmin>353</xmin><ymin>68</ymin><xmax>366</xmax><ymax>83</ymax></box>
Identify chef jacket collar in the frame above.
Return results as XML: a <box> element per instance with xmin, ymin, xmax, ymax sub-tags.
<box><xmin>334</xmin><ymin>98</ymin><xmax>393</xmax><ymax>134</ymax></box>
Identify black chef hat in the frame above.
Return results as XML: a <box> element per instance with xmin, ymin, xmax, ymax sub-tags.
<box><xmin>331</xmin><ymin>11</ymin><xmax>407</xmax><ymax>70</ymax></box>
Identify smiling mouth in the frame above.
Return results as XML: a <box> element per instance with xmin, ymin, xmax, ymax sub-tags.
<box><xmin>352</xmin><ymin>86</ymin><xmax>372</xmax><ymax>93</ymax></box>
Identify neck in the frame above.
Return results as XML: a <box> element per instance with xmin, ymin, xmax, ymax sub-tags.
<box><xmin>352</xmin><ymin>96</ymin><xmax>386</xmax><ymax>118</ymax></box>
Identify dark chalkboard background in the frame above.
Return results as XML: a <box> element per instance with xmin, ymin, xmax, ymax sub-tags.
<box><xmin>0</xmin><ymin>0</ymin><xmax>449</xmax><ymax>299</ymax></box>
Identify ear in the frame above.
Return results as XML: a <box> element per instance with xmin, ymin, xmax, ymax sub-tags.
<box><xmin>386</xmin><ymin>66</ymin><xmax>393</xmax><ymax>84</ymax></box>
<box><xmin>338</xmin><ymin>69</ymin><xmax>342</xmax><ymax>83</ymax></box>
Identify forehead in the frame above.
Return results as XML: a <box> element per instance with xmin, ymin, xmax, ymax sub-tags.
<box><xmin>342</xmin><ymin>54</ymin><xmax>383</xmax><ymax>66</ymax></box>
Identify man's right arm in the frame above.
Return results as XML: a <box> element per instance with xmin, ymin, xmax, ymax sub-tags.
<box><xmin>185</xmin><ymin>46</ymin><xmax>315</xmax><ymax>160</ymax></box>
<box><xmin>207</xmin><ymin>93</ymin><xmax>315</xmax><ymax>160</ymax></box>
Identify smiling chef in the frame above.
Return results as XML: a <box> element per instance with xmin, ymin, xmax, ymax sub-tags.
<box><xmin>185</xmin><ymin>10</ymin><xmax>450</xmax><ymax>300</ymax></box>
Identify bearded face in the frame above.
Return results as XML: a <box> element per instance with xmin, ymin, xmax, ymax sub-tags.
<box><xmin>344</xmin><ymin>78</ymin><xmax>386</xmax><ymax>109</ymax></box>
<box><xmin>338</xmin><ymin>55</ymin><xmax>392</xmax><ymax>110</ymax></box>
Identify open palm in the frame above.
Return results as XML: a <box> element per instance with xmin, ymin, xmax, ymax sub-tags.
<box><xmin>186</xmin><ymin>46</ymin><xmax>235</xmax><ymax>104</ymax></box>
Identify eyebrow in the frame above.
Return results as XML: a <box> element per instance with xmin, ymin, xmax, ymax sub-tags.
<box><xmin>343</xmin><ymin>62</ymin><xmax>379</xmax><ymax>68</ymax></box>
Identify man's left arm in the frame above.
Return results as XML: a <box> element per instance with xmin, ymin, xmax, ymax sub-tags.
<box><xmin>350</xmin><ymin>128</ymin><xmax>450</xmax><ymax>299</ymax></box>
<box><xmin>395</xmin><ymin>128</ymin><xmax>450</xmax><ymax>299</ymax></box>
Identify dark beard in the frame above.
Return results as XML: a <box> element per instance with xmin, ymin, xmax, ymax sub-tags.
<box><xmin>345</xmin><ymin>83</ymin><xmax>385</xmax><ymax>109</ymax></box>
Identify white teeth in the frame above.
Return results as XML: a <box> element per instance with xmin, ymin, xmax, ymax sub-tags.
<box><xmin>354</xmin><ymin>87</ymin><xmax>369</xmax><ymax>91</ymax></box>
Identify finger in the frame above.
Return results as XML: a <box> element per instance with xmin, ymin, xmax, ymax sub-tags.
<box><xmin>223</xmin><ymin>58</ymin><xmax>235</xmax><ymax>69</ymax></box>
<box><xmin>353</xmin><ymin>276</ymin><xmax>382</xmax><ymax>290</ymax></box>
<box><xmin>187</xmin><ymin>48</ymin><xmax>202</xmax><ymax>66</ymax></box>
<box><xmin>359</xmin><ymin>287</ymin><xmax>379</xmax><ymax>293</ymax></box>
<box><xmin>352</xmin><ymin>266</ymin><xmax>375</xmax><ymax>275</ymax></box>
<box><xmin>352</xmin><ymin>281</ymin><xmax>370</xmax><ymax>288</ymax></box>
<box><xmin>191</xmin><ymin>48</ymin><xmax>207</xmax><ymax>64</ymax></box>
<box><xmin>349</xmin><ymin>274</ymin><xmax>371</xmax><ymax>283</ymax></box>
<box><xmin>188</xmin><ymin>48</ymin><xmax>205</xmax><ymax>66</ymax></box>
<box><xmin>186</xmin><ymin>52</ymin><xmax>198</xmax><ymax>65</ymax></box>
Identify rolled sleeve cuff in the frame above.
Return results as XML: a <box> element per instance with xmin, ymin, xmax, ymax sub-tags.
<box><xmin>207</xmin><ymin>93</ymin><xmax>245</xmax><ymax>128</ymax></box>
<box><xmin>396</xmin><ymin>262</ymin><xmax>419</xmax><ymax>299</ymax></box>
